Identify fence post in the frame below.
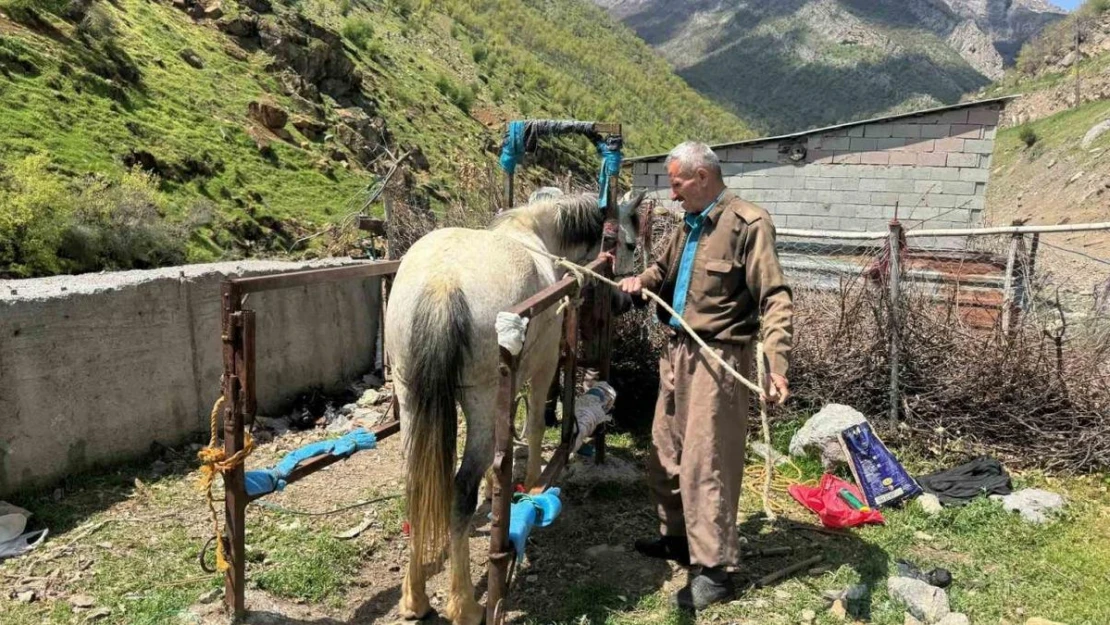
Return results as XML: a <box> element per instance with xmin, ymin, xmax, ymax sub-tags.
<box><xmin>888</xmin><ymin>220</ymin><xmax>903</xmax><ymax>421</ymax></box>
<box><xmin>221</xmin><ymin>282</ymin><xmax>247</xmax><ymax>618</ymax></box>
<box><xmin>1001</xmin><ymin>220</ymin><xmax>1024</xmax><ymax>335</ymax></box>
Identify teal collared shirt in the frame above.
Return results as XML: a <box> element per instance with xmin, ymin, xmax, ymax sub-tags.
<box><xmin>669</xmin><ymin>192</ymin><xmax>725</xmax><ymax>328</ymax></box>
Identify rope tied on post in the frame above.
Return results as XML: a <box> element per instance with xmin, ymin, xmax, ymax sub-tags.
<box><xmin>196</xmin><ymin>395</ymin><xmax>255</xmax><ymax>573</ymax></box>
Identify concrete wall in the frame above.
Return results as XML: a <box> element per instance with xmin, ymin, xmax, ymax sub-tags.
<box><xmin>631</xmin><ymin>102</ymin><xmax>1003</xmax><ymax>246</ymax></box>
<box><xmin>0</xmin><ymin>260</ymin><xmax>383</xmax><ymax>496</ymax></box>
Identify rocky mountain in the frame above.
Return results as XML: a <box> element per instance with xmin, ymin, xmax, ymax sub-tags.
<box><xmin>594</xmin><ymin>0</ymin><xmax>1065</xmax><ymax>133</ymax></box>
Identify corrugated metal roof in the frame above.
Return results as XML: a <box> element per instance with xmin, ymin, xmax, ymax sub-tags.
<box><xmin>625</xmin><ymin>95</ymin><xmax>1017</xmax><ymax>164</ymax></box>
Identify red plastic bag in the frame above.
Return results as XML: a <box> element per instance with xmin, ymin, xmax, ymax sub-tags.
<box><xmin>788</xmin><ymin>474</ymin><xmax>885</xmax><ymax>528</ymax></box>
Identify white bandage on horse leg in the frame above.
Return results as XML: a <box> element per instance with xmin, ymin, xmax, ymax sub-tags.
<box><xmin>495</xmin><ymin>312</ymin><xmax>529</xmax><ymax>356</ymax></box>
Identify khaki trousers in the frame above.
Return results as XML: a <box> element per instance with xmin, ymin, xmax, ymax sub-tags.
<box><xmin>647</xmin><ymin>335</ymin><xmax>752</xmax><ymax>570</ymax></box>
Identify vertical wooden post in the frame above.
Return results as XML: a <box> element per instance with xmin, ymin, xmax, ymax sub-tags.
<box><xmin>887</xmin><ymin>220</ymin><xmax>903</xmax><ymax>421</ymax></box>
<box><xmin>487</xmin><ymin>351</ymin><xmax>517</xmax><ymax>625</ymax></box>
<box><xmin>220</xmin><ymin>282</ymin><xmax>247</xmax><ymax>617</ymax></box>
<box><xmin>240</xmin><ymin>310</ymin><xmax>256</xmax><ymax>424</ymax></box>
<box><xmin>1001</xmin><ymin>220</ymin><xmax>1024</xmax><ymax>335</ymax></box>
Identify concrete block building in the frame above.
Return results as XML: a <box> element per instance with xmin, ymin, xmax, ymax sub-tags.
<box><xmin>629</xmin><ymin>97</ymin><xmax>1009</xmax><ymax>242</ymax></box>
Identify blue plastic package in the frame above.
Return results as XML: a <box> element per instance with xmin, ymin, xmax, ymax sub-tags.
<box><xmin>839</xmin><ymin>422</ymin><xmax>921</xmax><ymax>508</ymax></box>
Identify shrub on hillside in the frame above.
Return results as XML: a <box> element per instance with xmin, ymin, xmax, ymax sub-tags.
<box><xmin>0</xmin><ymin>154</ymin><xmax>74</xmax><ymax>277</ymax></box>
<box><xmin>341</xmin><ymin>18</ymin><xmax>374</xmax><ymax>51</ymax></box>
<box><xmin>1082</xmin><ymin>0</ymin><xmax>1110</xmax><ymax>15</ymax></box>
<box><xmin>1019</xmin><ymin>125</ymin><xmax>1039</xmax><ymax>147</ymax></box>
<box><xmin>61</xmin><ymin>168</ymin><xmax>190</xmax><ymax>272</ymax></box>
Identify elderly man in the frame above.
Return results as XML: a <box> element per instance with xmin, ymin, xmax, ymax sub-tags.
<box><xmin>618</xmin><ymin>141</ymin><xmax>794</xmax><ymax>610</ymax></box>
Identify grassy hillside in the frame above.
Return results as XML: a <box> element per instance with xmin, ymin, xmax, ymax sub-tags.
<box><xmin>0</xmin><ymin>0</ymin><xmax>753</xmax><ymax>278</ymax></box>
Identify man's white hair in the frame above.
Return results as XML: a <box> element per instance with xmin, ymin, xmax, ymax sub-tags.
<box><xmin>665</xmin><ymin>141</ymin><xmax>722</xmax><ymax>178</ymax></box>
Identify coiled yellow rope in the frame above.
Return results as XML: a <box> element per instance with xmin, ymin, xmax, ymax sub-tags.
<box><xmin>196</xmin><ymin>396</ymin><xmax>254</xmax><ymax>573</ymax></box>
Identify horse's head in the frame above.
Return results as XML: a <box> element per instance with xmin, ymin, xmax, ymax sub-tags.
<box><xmin>613</xmin><ymin>190</ymin><xmax>647</xmax><ymax>276</ymax></box>
<box><xmin>495</xmin><ymin>190</ymin><xmax>646</xmax><ymax>273</ymax></box>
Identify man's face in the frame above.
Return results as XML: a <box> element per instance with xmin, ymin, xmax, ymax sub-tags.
<box><xmin>667</xmin><ymin>160</ymin><xmax>714</xmax><ymax>213</ymax></box>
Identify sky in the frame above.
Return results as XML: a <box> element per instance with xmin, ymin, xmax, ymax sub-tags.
<box><xmin>1049</xmin><ymin>0</ymin><xmax>1083</xmax><ymax>10</ymax></box>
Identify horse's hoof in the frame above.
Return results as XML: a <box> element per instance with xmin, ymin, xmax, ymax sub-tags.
<box><xmin>445</xmin><ymin>598</ymin><xmax>483</xmax><ymax>625</ymax></box>
<box><xmin>399</xmin><ymin>599</ymin><xmax>433</xmax><ymax>621</ymax></box>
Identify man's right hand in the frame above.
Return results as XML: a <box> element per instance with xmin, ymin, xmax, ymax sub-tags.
<box><xmin>618</xmin><ymin>276</ymin><xmax>643</xmax><ymax>296</ymax></box>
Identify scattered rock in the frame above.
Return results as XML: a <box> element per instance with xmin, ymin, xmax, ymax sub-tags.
<box><xmin>85</xmin><ymin>607</ymin><xmax>112</xmax><ymax>621</ymax></box>
<box><xmin>913</xmin><ymin>531</ymin><xmax>935</xmax><ymax>541</ymax></box>
<box><xmin>243</xmin><ymin>0</ymin><xmax>271</xmax><ymax>12</ymax></box>
<box><xmin>830</xmin><ymin>599</ymin><xmax>848</xmax><ymax>619</ymax></box>
<box><xmin>1059</xmin><ymin>50</ymin><xmax>1077</xmax><ymax>68</ymax></box>
<box><xmin>1081</xmin><ymin>119</ymin><xmax>1110</xmax><ymax>149</ymax></box>
<box><xmin>936</xmin><ymin>614</ymin><xmax>969</xmax><ymax>625</ymax></box>
<box><xmin>292</xmin><ymin>116</ymin><xmax>327</xmax><ymax>139</ymax></box>
<box><xmin>905</xmin><ymin>613</ymin><xmax>925</xmax><ymax>625</ymax></box>
<box><xmin>70</xmin><ymin>595</ymin><xmax>96</xmax><ymax>609</ymax></box>
<box><xmin>887</xmin><ymin>576</ymin><xmax>950</xmax><ymax>624</ymax></box>
<box><xmin>917</xmin><ymin>493</ymin><xmax>943</xmax><ymax>516</ymax></box>
<box><xmin>774</xmin><ymin>589</ymin><xmax>790</xmax><ymax>600</ymax></box>
<box><xmin>993</xmin><ymin>489</ymin><xmax>1065</xmax><ymax>524</ymax></box>
<box><xmin>248</xmin><ymin>100</ymin><xmax>289</xmax><ymax>130</ymax></box>
<box><xmin>15</xmin><ymin>590</ymin><xmax>36</xmax><ymax>603</ymax></box>
<box><xmin>801</xmin><ymin>609</ymin><xmax>817</xmax><ymax>623</ymax></box>
<box><xmin>1046</xmin><ymin>158</ymin><xmax>1058</xmax><ymax>169</ymax></box>
<box><xmin>1024</xmin><ymin>618</ymin><xmax>1066</xmax><ymax>625</ymax></box>
<box><xmin>1066</xmin><ymin>172</ymin><xmax>1084</xmax><ymax>186</ymax></box>
<box><xmin>202</xmin><ymin>2</ymin><xmax>222</xmax><ymax>19</ymax></box>
<box><xmin>179</xmin><ymin>48</ymin><xmax>204</xmax><ymax>69</ymax></box>
<box><xmin>525</xmin><ymin>575</ymin><xmax>538</xmax><ymax>583</ymax></box>
<box><xmin>217</xmin><ymin>14</ymin><xmax>258</xmax><ymax>38</ymax></box>
<box><xmin>789</xmin><ymin>404</ymin><xmax>867</xmax><ymax>467</ymax></box>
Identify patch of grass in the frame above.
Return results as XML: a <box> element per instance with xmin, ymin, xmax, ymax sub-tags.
<box><xmin>994</xmin><ymin>98</ymin><xmax>1110</xmax><ymax>171</ymax></box>
<box><xmin>253</xmin><ymin>529</ymin><xmax>360</xmax><ymax>604</ymax></box>
<box><xmin>341</xmin><ymin>17</ymin><xmax>374</xmax><ymax>51</ymax></box>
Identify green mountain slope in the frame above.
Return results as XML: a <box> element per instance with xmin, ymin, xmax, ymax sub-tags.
<box><xmin>0</xmin><ymin>0</ymin><xmax>752</xmax><ymax>278</ymax></box>
<box><xmin>593</xmin><ymin>0</ymin><xmax>1064</xmax><ymax>135</ymax></box>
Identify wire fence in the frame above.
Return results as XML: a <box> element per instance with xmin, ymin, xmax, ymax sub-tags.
<box><xmin>620</xmin><ymin>202</ymin><xmax>1110</xmax><ymax>472</ymax></box>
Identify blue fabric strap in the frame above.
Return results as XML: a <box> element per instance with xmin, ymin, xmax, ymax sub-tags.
<box><xmin>669</xmin><ymin>193</ymin><xmax>725</xmax><ymax>328</ymax></box>
<box><xmin>499</xmin><ymin>120</ymin><xmax>526</xmax><ymax>175</ymax></box>
<box><xmin>595</xmin><ymin>136</ymin><xmax>623</xmax><ymax>210</ymax></box>
<box><xmin>243</xmin><ymin>429</ymin><xmax>378</xmax><ymax>498</ymax></box>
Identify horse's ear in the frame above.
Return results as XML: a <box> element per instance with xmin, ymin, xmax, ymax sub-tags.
<box><xmin>619</xmin><ymin>190</ymin><xmax>647</xmax><ymax>230</ymax></box>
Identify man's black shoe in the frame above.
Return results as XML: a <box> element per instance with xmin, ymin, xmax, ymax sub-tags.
<box><xmin>673</xmin><ymin>567</ymin><xmax>734</xmax><ymax>611</ymax></box>
<box><xmin>633</xmin><ymin>535</ymin><xmax>691</xmax><ymax>566</ymax></box>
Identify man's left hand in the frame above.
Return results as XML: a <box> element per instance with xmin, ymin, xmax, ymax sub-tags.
<box><xmin>765</xmin><ymin>373</ymin><xmax>790</xmax><ymax>406</ymax></box>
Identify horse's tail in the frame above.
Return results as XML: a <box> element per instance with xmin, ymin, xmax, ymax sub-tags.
<box><xmin>404</xmin><ymin>276</ymin><xmax>472</xmax><ymax>567</ymax></box>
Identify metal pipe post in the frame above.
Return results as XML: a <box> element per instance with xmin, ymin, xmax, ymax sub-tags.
<box><xmin>220</xmin><ymin>282</ymin><xmax>247</xmax><ymax>617</ymax></box>
<box><xmin>486</xmin><ymin>351</ymin><xmax>517</xmax><ymax>625</ymax></box>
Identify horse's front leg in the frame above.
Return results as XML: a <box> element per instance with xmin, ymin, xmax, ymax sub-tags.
<box><xmin>524</xmin><ymin>353</ymin><xmax>560</xmax><ymax>490</ymax></box>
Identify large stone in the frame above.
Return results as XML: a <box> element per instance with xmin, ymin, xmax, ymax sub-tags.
<box><xmin>917</xmin><ymin>493</ymin><xmax>943</xmax><ymax>516</ymax></box>
<box><xmin>1081</xmin><ymin>119</ymin><xmax>1110</xmax><ymax>149</ymax></box>
<box><xmin>292</xmin><ymin>116</ymin><xmax>327</xmax><ymax>140</ymax></box>
<box><xmin>887</xmin><ymin>577</ymin><xmax>950</xmax><ymax>624</ymax></box>
<box><xmin>788</xmin><ymin>404</ymin><xmax>867</xmax><ymax>467</ymax></box>
<box><xmin>179</xmin><ymin>48</ymin><xmax>204</xmax><ymax>69</ymax></box>
<box><xmin>248</xmin><ymin>101</ymin><xmax>289</xmax><ymax>130</ymax></box>
<box><xmin>993</xmin><ymin>489</ymin><xmax>1065</xmax><ymax>524</ymax></box>
<box><xmin>936</xmin><ymin>614</ymin><xmax>969</xmax><ymax>625</ymax></box>
<box><xmin>217</xmin><ymin>14</ymin><xmax>258</xmax><ymax>38</ymax></box>
<box><xmin>243</xmin><ymin>0</ymin><xmax>271</xmax><ymax>12</ymax></box>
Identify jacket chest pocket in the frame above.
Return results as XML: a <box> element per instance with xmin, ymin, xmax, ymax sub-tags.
<box><xmin>703</xmin><ymin>259</ymin><xmax>735</xmax><ymax>295</ymax></box>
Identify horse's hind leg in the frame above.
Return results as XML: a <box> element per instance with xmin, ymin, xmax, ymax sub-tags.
<box><xmin>445</xmin><ymin>387</ymin><xmax>495</xmax><ymax>625</ymax></box>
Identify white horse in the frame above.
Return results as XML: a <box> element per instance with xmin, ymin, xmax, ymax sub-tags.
<box><xmin>385</xmin><ymin>191</ymin><xmax>643</xmax><ymax>624</ymax></box>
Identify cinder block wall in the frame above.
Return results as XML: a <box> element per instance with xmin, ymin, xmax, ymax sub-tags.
<box><xmin>0</xmin><ymin>260</ymin><xmax>382</xmax><ymax>496</ymax></box>
<box><xmin>632</xmin><ymin>103</ymin><xmax>1001</xmax><ymax>240</ymax></box>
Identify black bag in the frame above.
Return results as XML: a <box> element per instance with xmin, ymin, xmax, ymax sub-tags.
<box><xmin>916</xmin><ymin>456</ymin><xmax>1013</xmax><ymax>506</ymax></box>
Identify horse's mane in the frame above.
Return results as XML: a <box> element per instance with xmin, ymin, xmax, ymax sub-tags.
<box><xmin>492</xmin><ymin>193</ymin><xmax>604</xmax><ymax>248</ymax></box>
